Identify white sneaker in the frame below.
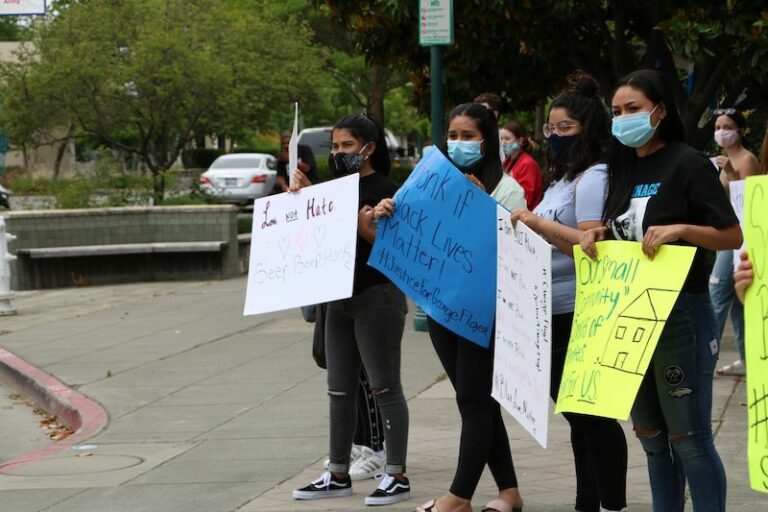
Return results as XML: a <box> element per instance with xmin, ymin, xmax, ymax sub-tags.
<box><xmin>349</xmin><ymin>446</ymin><xmax>386</xmax><ymax>481</ymax></box>
<box><xmin>717</xmin><ymin>359</ymin><xmax>746</xmax><ymax>376</ymax></box>
<box><xmin>323</xmin><ymin>444</ymin><xmax>365</xmax><ymax>470</ymax></box>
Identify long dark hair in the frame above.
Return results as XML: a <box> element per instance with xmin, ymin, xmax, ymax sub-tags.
<box><xmin>547</xmin><ymin>72</ymin><xmax>610</xmax><ymax>184</ymax></box>
<box><xmin>443</xmin><ymin>103</ymin><xmax>503</xmax><ymax>193</ymax></box>
<box><xmin>603</xmin><ymin>69</ymin><xmax>686</xmax><ymax>221</ymax></box>
<box><xmin>332</xmin><ymin>113</ymin><xmax>391</xmax><ymax>175</ymax></box>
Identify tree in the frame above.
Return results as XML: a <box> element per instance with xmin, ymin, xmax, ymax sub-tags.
<box><xmin>0</xmin><ymin>0</ymin><xmax>324</xmax><ymax>201</ymax></box>
<box><xmin>316</xmin><ymin>1</ymin><xmax>768</xmax><ymax>148</ymax></box>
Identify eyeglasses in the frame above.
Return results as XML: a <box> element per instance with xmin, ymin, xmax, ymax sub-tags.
<box><xmin>542</xmin><ymin>121</ymin><xmax>579</xmax><ymax>138</ymax></box>
<box><xmin>712</xmin><ymin>108</ymin><xmax>737</xmax><ymax>116</ymax></box>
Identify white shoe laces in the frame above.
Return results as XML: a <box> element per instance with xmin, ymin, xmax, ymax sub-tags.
<box><xmin>312</xmin><ymin>471</ymin><xmax>333</xmax><ymax>487</ymax></box>
<box><xmin>376</xmin><ymin>474</ymin><xmax>395</xmax><ymax>490</ymax></box>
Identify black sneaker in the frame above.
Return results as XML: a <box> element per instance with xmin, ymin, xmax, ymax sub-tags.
<box><xmin>292</xmin><ymin>471</ymin><xmax>352</xmax><ymax>500</ymax></box>
<box><xmin>364</xmin><ymin>474</ymin><xmax>411</xmax><ymax>506</ymax></box>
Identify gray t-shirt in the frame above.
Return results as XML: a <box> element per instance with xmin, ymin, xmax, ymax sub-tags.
<box><xmin>533</xmin><ymin>163</ymin><xmax>607</xmax><ymax>314</ymax></box>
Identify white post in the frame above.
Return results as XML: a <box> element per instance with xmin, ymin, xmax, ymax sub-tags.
<box><xmin>0</xmin><ymin>217</ymin><xmax>17</xmax><ymax>315</ymax></box>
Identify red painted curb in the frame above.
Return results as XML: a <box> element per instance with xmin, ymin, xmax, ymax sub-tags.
<box><xmin>0</xmin><ymin>348</ymin><xmax>109</xmax><ymax>472</ymax></box>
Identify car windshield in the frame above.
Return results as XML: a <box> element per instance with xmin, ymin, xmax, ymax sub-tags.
<box><xmin>298</xmin><ymin>131</ymin><xmax>332</xmax><ymax>156</ymax></box>
<box><xmin>211</xmin><ymin>157</ymin><xmax>266</xmax><ymax>169</ymax></box>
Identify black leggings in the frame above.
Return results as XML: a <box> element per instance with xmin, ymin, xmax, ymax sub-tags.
<box><xmin>427</xmin><ymin>317</ymin><xmax>517</xmax><ymax>499</ymax></box>
<box><xmin>355</xmin><ymin>366</ymin><xmax>384</xmax><ymax>452</ymax></box>
<box><xmin>551</xmin><ymin>312</ymin><xmax>628</xmax><ymax>512</ymax></box>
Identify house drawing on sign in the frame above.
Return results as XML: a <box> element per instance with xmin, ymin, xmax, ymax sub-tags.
<box><xmin>600</xmin><ymin>288</ymin><xmax>680</xmax><ymax>375</ymax></box>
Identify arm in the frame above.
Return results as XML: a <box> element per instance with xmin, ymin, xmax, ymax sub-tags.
<box><xmin>275</xmin><ymin>175</ymin><xmax>289</xmax><ymax>192</ymax></box>
<box><xmin>641</xmin><ymin>223</ymin><xmax>743</xmax><ymax>259</ymax></box>
<box><xmin>734</xmin><ymin>250</ymin><xmax>753</xmax><ymax>304</ymax></box>
<box><xmin>510</xmin><ymin>209</ymin><xmax>602</xmax><ymax>257</ymax></box>
<box><xmin>358</xmin><ymin>206</ymin><xmax>377</xmax><ymax>243</ymax></box>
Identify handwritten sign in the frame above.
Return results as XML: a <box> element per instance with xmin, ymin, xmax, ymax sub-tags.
<box><xmin>368</xmin><ymin>149</ymin><xmax>496</xmax><ymax>347</ymax></box>
<box><xmin>731</xmin><ymin>180</ymin><xmax>746</xmax><ymax>268</ymax></box>
<box><xmin>744</xmin><ymin>175</ymin><xmax>768</xmax><ymax>493</ymax></box>
<box><xmin>492</xmin><ymin>205</ymin><xmax>552</xmax><ymax>447</ymax></box>
<box><xmin>243</xmin><ymin>174</ymin><xmax>359</xmax><ymax>315</ymax></box>
<box><xmin>555</xmin><ymin>241</ymin><xmax>695</xmax><ymax>419</ymax></box>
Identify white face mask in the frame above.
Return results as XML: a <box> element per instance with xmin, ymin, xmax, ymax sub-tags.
<box><xmin>714</xmin><ymin>129</ymin><xmax>739</xmax><ymax>148</ymax></box>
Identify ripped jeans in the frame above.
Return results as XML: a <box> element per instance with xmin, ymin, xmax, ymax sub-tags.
<box><xmin>631</xmin><ymin>292</ymin><xmax>726</xmax><ymax>512</ymax></box>
<box><xmin>325</xmin><ymin>283</ymin><xmax>408</xmax><ymax>475</ymax></box>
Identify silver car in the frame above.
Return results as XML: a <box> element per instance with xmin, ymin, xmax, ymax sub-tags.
<box><xmin>200</xmin><ymin>153</ymin><xmax>277</xmax><ymax>204</ymax></box>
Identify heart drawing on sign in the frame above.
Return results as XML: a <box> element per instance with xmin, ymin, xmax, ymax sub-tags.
<box><xmin>295</xmin><ymin>230</ymin><xmax>309</xmax><ymax>252</ymax></box>
<box><xmin>313</xmin><ymin>225</ymin><xmax>327</xmax><ymax>247</ymax></box>
<box><xmin>278</xmin><ymin>236</ymin><xmax>291</xmax><ymax>257</ymax></box>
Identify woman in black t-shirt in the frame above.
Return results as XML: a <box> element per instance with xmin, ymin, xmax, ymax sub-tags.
<box><xmin>291</xmin><ymin>114</ymin><xmax>411</xmax><ymax>507</ymax></box>
<box><xmin>580</xmin><ymin>70</ymin><xmax>742</xmax><ymax>512</ymax></box>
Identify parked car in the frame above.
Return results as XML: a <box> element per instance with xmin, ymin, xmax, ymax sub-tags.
<box><xmin>0</xmin><ymin>184</ymin><xmax>10</xmax><ymax>209</ymax></box>
<box><xmin>199</xmin><ymin>153</ymin><xmax>277</xmax><ymax>204</ymax></box>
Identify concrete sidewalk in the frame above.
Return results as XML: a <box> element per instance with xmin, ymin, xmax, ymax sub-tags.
<box><xmin>0</xmin><ymin>277</ymin><xmax>761</xmax><ymax>511</ymax></box>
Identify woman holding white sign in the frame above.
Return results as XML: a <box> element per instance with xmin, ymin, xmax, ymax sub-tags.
<box><xmin>292</xmin><ymin>113</ymin><xmax>412</xmax><ymax>507</ymax></box>
<box><xmin>511</xmin><ymin>72</ymin><xmax>629</xmax><ymax>512</ymax></box>
<box><xmin>377</xmin><ymin>103</ymin><xmax>526</xmax><ymax>512</ymax></box>
<box><xmin>581</xmin><ymin>69</ymin><xmax>742</xmax><ymax>512</ymax></box>
<box><xmin>708</xmin><ymin>108</ymin><xmax>759</xmax><ymax>377</ymax></box>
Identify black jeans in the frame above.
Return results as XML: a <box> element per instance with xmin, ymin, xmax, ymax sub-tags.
<box><xmin>427</xmin><ymin>317</ymin><xmax>517</xmax><ymax>500</ymax></box>
<box><xmin>551</xmin><ymin>312</ymin><xmax>628</xmax><ymax>512</ymax></box>
<box><xmin>355</xmin><ymin>366</ymin><xmax>384</xmax><ymax>452</ymax></box>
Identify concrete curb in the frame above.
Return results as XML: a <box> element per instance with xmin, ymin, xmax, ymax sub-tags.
<box><xmin>0</xmin><ymin>347</ymin><xmax>108</xmax><ymax>472</ymax></box>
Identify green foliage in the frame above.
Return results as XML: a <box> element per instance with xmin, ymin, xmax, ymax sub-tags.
<box><xmin>181</xmin><ymin>148</ymin><xmax>225</xmax><ymax>169</ymax></box>
<box><xmin>55</xmin><ymin>180</ymin><xmax>94</xmax><ymax>209</ymax></box>
<box><xmin>159</xmin><ymin>194</ymin><xmax>210</xmax><ymax>206</ymax></box>
<box><xmin>0</xmin><ymin>0</ymin><xmax>325</xmax><ymax>201</ymax></box>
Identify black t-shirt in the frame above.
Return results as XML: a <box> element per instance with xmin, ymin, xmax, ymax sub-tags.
<box><xmin>610</xmin><ymin>141</ymin><xmax>738</xmax><ymax>293</ymax></box>
<box><xmin>355</xmin><ymin>172</ymin><xmax>398</xmax><ymax>294</ymax></box>
<box><xmin>276</xmin><ymin>144</ymin><xmax>319</xmax><ymax>184</ymax></box>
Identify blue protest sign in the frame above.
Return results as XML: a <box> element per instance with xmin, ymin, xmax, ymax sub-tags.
<box><xmin>368</xmin><ymin>149</ymin><xmax>496</xmax><ymax>347</ymax></box>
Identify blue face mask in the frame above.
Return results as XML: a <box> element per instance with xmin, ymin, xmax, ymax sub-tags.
<box><xmin>447</xmin><ymin>140</ymin><xmax>484</xmax><ymax>169</ymax></box>
<box><xmin>502</xmin><ymin>142</ymin><xmax>520</xmax><ymax>157</ymax></box>
<box><xmin>611</xmin><ymin>105</ymin><xmax>660</xmax><ymax>148</ymax></box>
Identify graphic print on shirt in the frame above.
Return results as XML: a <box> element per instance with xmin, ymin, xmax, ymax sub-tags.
<box><xmin>612</xmin><ymin>182</ymin><xmax>661</xmax><ymax>241</ymax></box>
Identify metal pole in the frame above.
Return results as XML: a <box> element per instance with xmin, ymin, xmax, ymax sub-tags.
<box><xmin>430</xmin><ymin>46</ymin><xmax>445</xmax><ymax>147</ymax></box>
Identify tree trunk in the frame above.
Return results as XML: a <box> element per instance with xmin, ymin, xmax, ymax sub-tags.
<box><xmin>152</xmin><ymin>169</ymin><xmax>165</xmax><ymax>205</ymax></box>
<box><xmin>366</xmin><ymin>64</ymin><xmax>388</xmax><ymax>127</ymax></box>
<box><xmin>53</xmin><ymin>123</ymin><xmax>75</xmax><ymax>180</ymax></box>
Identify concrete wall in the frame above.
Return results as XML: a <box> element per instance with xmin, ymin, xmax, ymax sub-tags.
<box><xmin>3</xmin><ymin>205</ymin><xmax>240</xmax><ymax>290</ymax></box>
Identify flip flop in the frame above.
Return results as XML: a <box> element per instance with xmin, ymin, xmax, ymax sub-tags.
<box><xmin>481</xmin><ymin>499</ymin><xmax>521</xmax><ymax>512</ymax></box>
<box><xmin>416</xmin><ymin>499</ymin><xmax>439</xmax><ymax>512</ymax></box>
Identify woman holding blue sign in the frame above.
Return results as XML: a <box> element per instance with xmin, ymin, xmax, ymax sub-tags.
<box><xmin>580</xmin><ymin>69</ymin><xmax>742</xmax><ymax>512</ymax></box>
<box><xmin>292</xmin><ymin>113</ymin><xmax>412</xmax><ymax>507</ymax></box>
<box><xmin>511</xmin><ymin>72</ymin><xmax>629</xmax><ymax>512</ymax></box>
<box><xmin>378</xmin><ymin>103</ymin><xmax>526</xmax><ymax>512</ymax></box>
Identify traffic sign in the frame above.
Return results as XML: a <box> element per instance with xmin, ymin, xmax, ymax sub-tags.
<box><xmin>0</xmin><ymin>1</ymin><xmax>46</xmax><ymax>16</ymax></box>
<box><xmin>419</xmin><ymin>0</ymin><xmax>453</xmax><ymax>46</ymax></box>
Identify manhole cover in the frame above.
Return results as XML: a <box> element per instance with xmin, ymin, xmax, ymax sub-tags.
<box><xmin>4</xmin><ymin>454</ymin><xmax>144</xmax><ymax>476</ymax></box>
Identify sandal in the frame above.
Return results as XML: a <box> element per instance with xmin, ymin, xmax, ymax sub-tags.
<box><xmin>417</xmin><ymin>499</ymin><xmax>439</xmax><ymax>512</ymax></box>
<box><xmin>481</xmin><ymin>499</ymin><xmax>522</xmax><ymax>512</ymax></box>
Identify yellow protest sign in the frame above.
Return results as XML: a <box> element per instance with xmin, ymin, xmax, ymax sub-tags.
<box><xmin>744</xmin><ymin>175</ymin><xmax>768</xmax><ymax>493</ymax></box>
<box><xmin>555</xmin><ymin>241</ymin><xmax>695</xmax><ymax>420</ymax></box>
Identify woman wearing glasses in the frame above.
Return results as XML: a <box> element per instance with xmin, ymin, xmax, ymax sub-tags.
<box><xmin>292</xmin><ymin>113</ymin><xmax>412</xmax><ymax>507</ymax></box>
<box><xmin>709</xmin><ymin>108</ymin><xmax>759</xmax><ymax>376</ymax></box>
<box><xmin>510</xmin><ymin>72</ymin><xmax>629</xmax><ymax>512</ymax></box>
<box><xmin>580</xmin><ymin>69</ymin><xmax>742</xmax><ymax>512</ymax></box>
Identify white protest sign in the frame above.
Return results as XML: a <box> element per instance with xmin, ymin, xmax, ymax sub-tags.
<box><xmin>492</xmin><ymin>205</ymin><xmax>552</xmax><ymax>448</ymax></box>
<box><xmin>243</xmin><ymin>174</ymin><xmax>359</xmax><ymax>315</ymax></box>
<box><xmin>0</xmin><ymin>1</ymin><xmax>46</xmax><ymax>15</ymax></box>
<box><xmin>730</xmin><ymin>180</ymin><xmax>746</xmax><ymax>268</ymax></box>
<box><xmin>288</xmin><ymin>103</ymin><xmax>298</xmax><ymax>187</ymax></box>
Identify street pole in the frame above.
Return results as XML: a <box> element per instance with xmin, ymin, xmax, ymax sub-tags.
<box><xmin>430</xmin><ymin>46</ymin><xmax>445</xmax><ymax>148</ymax></box>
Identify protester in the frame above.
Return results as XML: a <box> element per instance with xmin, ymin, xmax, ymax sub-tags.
<box><xmin>473</xmin><ymin>92</ymin><xmax>502</xmax><ymax>121</ymax></box>
<box><xmin>500</xmin><ymin>120</ymin><xmax>543</xmax><ymax>209</ymax></box>
<box><xmin>376</xmin><ymin>103</ymin><xmax>525</xmax><ymax>512</ymax></box>
<box><xmin>761</xmin><ymin>121</ymin><xmax>768</xmax><ymax>174</ymax></box>
<box><xmin>275</xmin><ymin>132</ymin><xmax>319</xmax><ymax>192</ymax></box>
<box><xmin>580</xmin><ymin>69</ymin><xmax>742</xmax><ymax>512</ymax></box>
<box><xmin>709</xmin><ymin>108</ymin><xmax>759</xmax><ymax>376</ymax></box>
<box><xmin>734</xmin><ymin>250</ymin><xmax>753</xmax><ymax>304</ymax></box>
<box><xmin>291</xmin><ymin>113</ymin><xmax>411</xmax><ymax>506</ymax></box>
<box><xmin>510</xmin><ymin>72</ymin><xmax>628</xmax><ymax>512</ymax></box>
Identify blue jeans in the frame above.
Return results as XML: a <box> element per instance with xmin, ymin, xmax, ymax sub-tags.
<box><xmin>631</xmin><ymin>293</ymin><xmax>726</xmax><ymax>512</ymax></box>
<box><xmin>709</xmin><ymin>249</ymin><xmax>744</xmax><ymax>360</ymax></box>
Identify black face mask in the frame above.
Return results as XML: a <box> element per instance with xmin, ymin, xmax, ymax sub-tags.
<box><xmin>547</xmin><ymin>133</ymin><xmax>577</xmax><ymax>164</ymax></box>
<box><xmin>328</xmin><ymin>144</ymin><xmax>369</xmax><ymax>177</ymax></box>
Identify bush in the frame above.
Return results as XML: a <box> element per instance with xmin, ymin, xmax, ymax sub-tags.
<box><xmin>56</xmin><ymin>180</ymin><xmax>94</xmax><ymax>209</ymax></box>
<box><xmin>158</xmin><ymin>194</ymin><xmax>210</xmax><ymax>206</ymax></box>
<box><xmin>181</xmin><ymin>148</ymin><xmax>224</xmax><ymax>169</ymax></box>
